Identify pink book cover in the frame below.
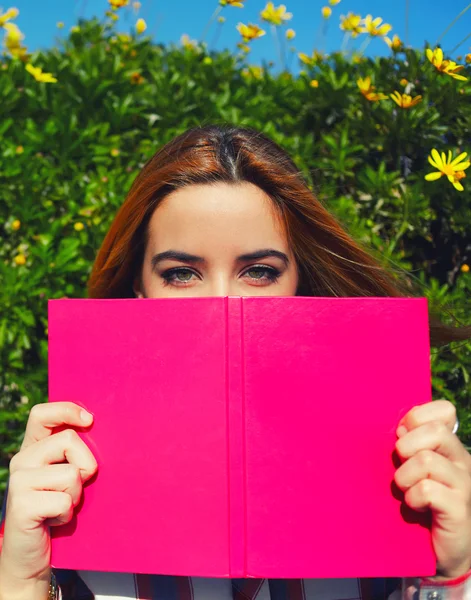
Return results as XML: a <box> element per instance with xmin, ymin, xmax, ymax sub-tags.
<box><xmin>47</xmin><ymin>296</ymin><xmax>436</xmax><ymax>578</ymax></box>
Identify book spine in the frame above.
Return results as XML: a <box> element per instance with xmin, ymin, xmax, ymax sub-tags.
<box><xmin>226</xmin><ymin>297</ymin><xmax>246</xmax><ymax>577</ymax></box>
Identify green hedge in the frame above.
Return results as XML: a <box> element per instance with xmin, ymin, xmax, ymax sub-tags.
<box><xmin>1</xmin><ymin>13</ymin><xmax>470</xmax><ymax>508</ymax></box>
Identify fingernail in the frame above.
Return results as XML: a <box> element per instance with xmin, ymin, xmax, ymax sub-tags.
<box><xmin>80</xmin><ymin>409</ymin><xmax>94</xmax><ymax>424</ymax></box>
<box><xmin>396</xmin><ymin>425</ymin><xmax>407</xmax><ymax>438</ymax></box>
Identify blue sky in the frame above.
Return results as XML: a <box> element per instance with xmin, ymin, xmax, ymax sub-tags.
<box><xmin>4</xmin><ymin>0</ymin><xmax>471</xmax><ymax>66</ymax></box>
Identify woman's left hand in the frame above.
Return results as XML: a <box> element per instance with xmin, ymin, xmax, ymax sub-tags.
<box><xmin>395</xmin><ymin>399</ymin><xmax>471</xmax><ymax>579</ymax></box>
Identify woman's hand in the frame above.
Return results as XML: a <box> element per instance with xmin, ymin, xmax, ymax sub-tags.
<box><xmin>394</xmin><ymin>399</ymin><xmax>471</xmax><ymax>579</ymax></box>
<box><xmin>0</xmin><ymin>402</ymin><xmax>97</xmax><ymax>600</ymax></box>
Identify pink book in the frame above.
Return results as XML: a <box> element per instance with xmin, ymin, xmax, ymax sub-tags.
<box><xmin>48</xmin><ymin>296</ymin><xmax>435</xmax><ymax>578</ymax></box>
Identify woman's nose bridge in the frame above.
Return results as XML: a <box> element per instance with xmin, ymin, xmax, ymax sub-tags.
<box><xmin>209</xmin><ymin>273</ymin><xmax>236</xmax><ymax>297</ymax></box>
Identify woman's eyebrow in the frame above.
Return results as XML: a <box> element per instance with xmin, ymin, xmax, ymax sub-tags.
<box><xmin>151</xmin><ymin>250</ymin><xmax>205</xmax><ymax>269</ymax></box>
<box><xmin>237</xmin><ymin>249</ymin><xmax>289</xmax><ymax>265</ymax></box>
<box><xmin>150</xmin><ymin>248</ymin><xmax>290</xmax><ymax>269</ymax></box>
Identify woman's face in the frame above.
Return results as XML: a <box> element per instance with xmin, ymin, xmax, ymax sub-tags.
<box><xmin>134</xmin><ymin>182</ymin><xmax>299</xmax><ymax>298</ymax></box>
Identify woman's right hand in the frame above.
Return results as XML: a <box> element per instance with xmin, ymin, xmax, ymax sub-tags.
<box><xmin>0</xmin><ymin>402</ymin><xmax>97</xmax><ymax>599</ymax></box>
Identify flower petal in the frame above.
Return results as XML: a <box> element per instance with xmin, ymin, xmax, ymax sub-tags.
<box><xmin>441</xmin><ymin>151</ymin><xmax>447</xmax><ymax>165</ymax></box>
<box><xmin>428</xmin><ymin>155</ymin><xmax>440</xmax><ymax>169</ymax></box>
<box><xmin>430</xmin><ymin>148</ymin><xmax>442</xmax><ymax>169</ymax></box>
<box><xmin>425</xmin><ymin>171</ymin><xmax>442</xmax><ymax>181</ymax></box>
<box><xmin>450</xmin><ymin>152</ymin><xmax>468</xmax><ymax>166</ymax></box>
<box><xmin>452</xmin><ymin>179</ymin><xmax>464</xmax><ymax>191</ymax></box>
<box><xmin>449</xmin><ymin>73</ymin><xmax>468</xmax><ymax>81</ymax></box>
<box><xmin>452</xmin><ymin>161</ymin><xmax>471</xmax><ymax>171</ymax></box>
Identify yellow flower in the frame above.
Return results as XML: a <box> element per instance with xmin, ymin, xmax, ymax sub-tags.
<box><xmin>285</xmin><ymin>28</ymin><xmax>295</xmax><ymax>40</ymax></box>
<box><xmin>0</xmin><ymin>7</ymin><xmax>19</xmax><ymax>27</ymax></box>
<box><xmin>361</xmin><ymin>15</ymin><xmax>392</xmax><ymax>37</ymax></box>
<box><xmin>108</xmin><ymin>0</ymin><xmax>129</xmax><ymax>8</ymax></box>
<box><xmin>466</xmin><ymin>54</ymin><xmax>471</xmax><ymax>64</ymax></box>
<box><xmin>241</xmin><ymin>65</ymin><xmax>264</xmax><ymax>79</ymax></box>
<box><xmin>321</xmin><ymin>6</ymin><xmax>332</xmax><ymax>18</ymax></box>
<box><xmin>220</xmin><ymin>0</ymin><xmax>246</xmax><ymax>6</ymax></box>
<box><xmin>329</xmin><ymin>0</ymin><xmax>341</xmax><ymax>4</ymax></box>
<box><xmin>25</xmin><ymin>63</ymin><xmax>57</xmax><ymax>83</ymax></box>
<box><xmin>218</xmin><ymin>16</ymin><xmax>226</xmax><ymax>23</ymax></box>
<box><xmin>106</xmin><ymin>10</ymin><xmax>119</xmax><ymax>21</ymax></box>
<box><xmin>461</xmin><ymin>264</ymin><xmax>469</xmax><ymax>272</ymax></box>
<box><xmin>3</xmin><ymin>22</ymin><xmax>21</xmax><ymax>42</ymax></box>
<box><xmin>14</xmin><ymin>253</ymin><xmax>26</xmax><ymax>265</ymax></box>
<box><xmin>357</xmin><ymin>76</ymin><xmax>388</xmax><ymax>101</ymax></box>
<box><xmin>130</xmin><ymin>71</ymin><xmax>144</xmax><ymax>84</ymax></box>
<box><xmin>351</xmin><ymin>51</ymin><xmax>363</xmax><ymax>64</ymax></box>
<box><xmin>390</xmin><ymin>90</ymin><xmax>422</xmax><ymax>109</ymax></box>
<box><xmin>425</xmin><ymin>149</ymin><xmax>470</xmax><ymax>192</ymax></box>
<box><xmin>70</xmin><ymin>25</ymin><xmax>80</xmax><ymax>33</ymax></box>
<box><xmin>203</xmin><ymin>56</ymin><xmax>213</xmax><ymax>65</ymax></box>
<box><xmin>12</xmin><ymin>219</ymin><xmax>21</xmax><ymax>230</ymax></box>
<box><xmin>3</xmin><ymin>22</ymin><xmax>27</xmax><ymax>57</ymax></box>
<box><xmin>74</xmin><ymin>222</ymin><xmax>85</xmax><ymax>231</ymax></box>
<box><xmin>237</xmin><ymin>42</ymin><xmax>250</xmax><ymax>53</ymax></box>
<box><xmin>135</xmin><ymin>18</ymin><xmax>146</xmax><ymax>34</ymax></box>
<box><xmin>181</xmin><ymin>33</ymin><xmax>197</xmax><ymax>49</ymax></box>
<box><xmin>384</xmin><ymin>34</ymin><xmax>403</xmax><ymax>51</ymax></box>
<box><xmin>340</xmin><ymin>13</ymin><xmax>363</xmax><ymax>38</ymax></box>
<box><xmin>426</xmin><ymin>48</ymin><xmax>468</xmax><ymax>81</ymax></box>
<box><xmin>400</xmin><ymin>78</ymin><xmax>408</xmax><ymax>86</ymax></box>
<box><xmin>260</xmin><ymin>2</ymin><xmax>292</xmax><ymax>26</ymax></box>
<box><xmin>298</xmin><ymin>50</ymin><xmax>323</xmax><ymax>67</ymax></box>
<box><xmin>310</xmin><ymin>79</ymin><xmax>319</xmax><ymax>88</ymax></box>
<box><xmin>56</xmin><ymin>21</ymin><xmax>65</xmax><ymax>28</ymax></box>
<box><xmin>236</xmin><ymin>22</ymin><xmax>266</xmax><ymax>42</ymax></box>
<box><xmin>110</xmin><ymin>148</ymin><xmax>120</xmax><ymax>157</ymax></box>
<box><xmin>15</xmin><ymin>145</ymin><xmax>24</xmax><ymax>154</ymax></box>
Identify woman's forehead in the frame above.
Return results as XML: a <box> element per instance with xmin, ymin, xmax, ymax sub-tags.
<box><xmin>146</xmin><ymin>182</ymin><xmax>289</xmax><ymax>251</ymax></box>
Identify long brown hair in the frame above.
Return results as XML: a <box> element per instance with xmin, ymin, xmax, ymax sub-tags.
<box><xmin>87</xmin><ymin>124</ymin><xmax>470</xmax><ymax>347</ymax></box>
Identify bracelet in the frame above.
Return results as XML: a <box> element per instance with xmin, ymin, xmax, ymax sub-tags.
<box><xmin>49</xmin><ymin>570</ymin><xmax>60</xmax><ymax>600</ymax></box>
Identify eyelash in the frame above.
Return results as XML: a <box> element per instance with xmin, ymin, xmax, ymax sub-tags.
<box><xmin>160</xmin><ymin>265</ymin><xmax>281</xmax><ymax>287</ymax></box>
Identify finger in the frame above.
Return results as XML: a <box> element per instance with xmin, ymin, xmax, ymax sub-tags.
<box><xmin>398</xmin><ymin>400</ymin><xmax>456</xmax><ymax>435</ymax></box>
<box><xmin>395</xmin><ymin>449</ymin><xmax>470</xmax><ymax>493</ymax></box>
<box><xmin>11</xmin><ymin>429</ymin><xmax>98</xmax><ymax>482</ymax></box>
<box><xmin>8</xmin><ymin>464</ymin><xmax>83</xmax><ymax>508</ymax></box>
<box><xmin>395</xmin><ymin>420</ymin><xmax>470</xmax><ymax>468</ymax></box>
<box><xmin>5</xmin><ymin>490</ymin><xmax>75</xmax><ymax>530</ymax></box>
<box><xmin>404</xmin><ymin>479</ymin><xmax>468</xmax><ymax>523</ymax></box>
<box><xmin>21</xmin><ymin>402</ymin><xmax>94</xmax><ymax>450</ymax></box>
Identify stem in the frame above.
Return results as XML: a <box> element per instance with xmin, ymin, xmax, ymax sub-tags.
<box><xmin>386</xmin><ymin>186</ymin><xmax>409</xmax><ymax>258</ymax></box>
<box><xmin>201</xmin><ymin>5</ymin><xmax>223</xmax><ymax>43</ymax></box>
<box><xmin>436</xmin><ymin>3</ymin><xmax>471</xmax><ymax>46</ymax></box>
<box><xmin>314</xmin><ymin>23</ymin><xmax>322</xmax><ymax>51</ymax></box>
<box><xmin>340</xmin><ymin>32</ymin><xmax>350</xmax><ymax>53</ymax></box>
<box><xmin>271</xmin><ymin>24</ymin><xmax>285</xmax><ymax>70</ymax></box>
<box><xmin>358</xmin><ymin>36</ymin><xmax>371</xmax><ymax>56</ymax></box>
<box><xmin>280</xmin><ymin>26</ymin><xmax>287</xmax><ymax>69</ymax></box>
<box><xmin>320</xmin><ymin>18</ymin><xmax>329</xmax><ymax>53</ymax></box>
<box><xmin>287</xmin><ymin>46</ymin><xmax>296</xmax><ymax>71</ymax></box>
<box><xmin>210</xmin><ymin>20</ymin><xmax>223</xmax><ymax>50</ymax></box>
<box><xmin>449</xmin><ymin>31</ymin><xmax>471</xmax><ymax>55</ymax></box>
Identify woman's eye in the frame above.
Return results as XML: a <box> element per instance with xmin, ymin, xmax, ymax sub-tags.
<box><xmin>243</xmin><ymin>266</ymin><xmax>280</xmax><ymax>283</ymax></box>
<box><xmin>161</xmin><ymin>268</ymin><xmax>197</xmax><ymax>286</ymax></box>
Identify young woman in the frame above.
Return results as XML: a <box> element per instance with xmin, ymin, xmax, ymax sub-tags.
<box><xmin>1</xmin><ymin>125</ymin><xmax>470</xmax><ymax>600</ymax></box>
